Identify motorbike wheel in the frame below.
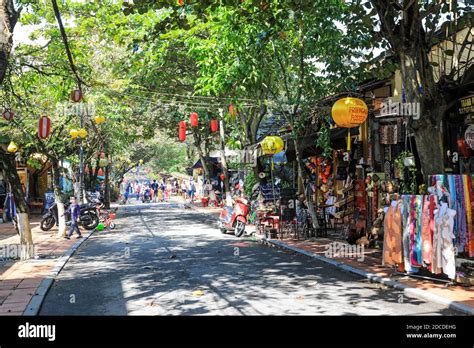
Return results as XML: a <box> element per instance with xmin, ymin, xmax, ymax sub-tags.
<box><xmin>40</xmin><ymin>216</ymin><xmax>55</xmax><ymax>231</ymax></box>
<box><xmin>82</xmin><ymin>212</ymin><xmax>99</xmax><ymax>230</ymax></box>
<box><xmin>109</xmin><ymin>222</ymin><xmax>116</xmax><ymax>230</ymax></box>
<box><xmin>234</xmin><ymin>221</ymin><xmax>246</xmax><ymax>237</ymax></box>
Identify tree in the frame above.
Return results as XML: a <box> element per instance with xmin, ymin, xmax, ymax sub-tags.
<box><xmin>349</xmin><ymin>0</ymin><xmax>473</xmax><ymax>175</ymax></box>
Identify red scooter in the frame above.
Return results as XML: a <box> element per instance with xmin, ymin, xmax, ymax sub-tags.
<box><xmin>218</xmin><ymin>196</ymin><xmax>250</xmax><ymax>237</ymax></box>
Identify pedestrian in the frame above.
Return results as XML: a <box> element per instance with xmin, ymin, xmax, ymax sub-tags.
<box><xmin>181</xmin><ymin>181</ymin><xmax>187</xmax><ymax>199</ymax></box>
<box><xmin>188</xmin><ymin>180</ymin><xmax>196</xmax><ymax>203</ymax></box>
<box><xmin>151</xmin><ymin>180</ymin><xmax>159</xmax><ymax>202</ymax></box>
<box><xmin>65</xmin><ymin>197</ymin><xmax>82</xmax><ymax>239</ymax></box>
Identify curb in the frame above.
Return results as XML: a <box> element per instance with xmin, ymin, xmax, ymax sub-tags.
<box><xmin>23</xmin><ymin>229</ymin><xmax>96</xmax><ymax>316</ymax></box>
<box><xmin>257</xmin><ymin>236</ymin><xmax>474</xmax><ymax>316</ymax></box>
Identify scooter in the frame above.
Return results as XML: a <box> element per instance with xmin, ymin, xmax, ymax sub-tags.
<box><xmin>218</xmin><ymin>196</ymin><xmax>250</xmax><ymax>237</ymax></box>
<box><xmin>40</xmin><ymin>201</ymin><xmax>99</xmax><ymax>231</ymax></box>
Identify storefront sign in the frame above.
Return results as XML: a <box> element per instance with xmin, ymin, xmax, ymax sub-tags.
<box><xmin>465</xmin><ymin>125</ymin><xmax>474</xmax><ymax>150</ymax></box>
<box><xmin>459</xmin><ymin>95</ymin><xmax>474</xmax><ymax>115</ymax></box>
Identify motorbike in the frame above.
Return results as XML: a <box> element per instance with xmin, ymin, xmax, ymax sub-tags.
<box><xmin>218</xmin><ymin>196</ymin><xmax>250</xmax><ymax>237</ymax></box>
<box><xmin>40</xmin><ymin>201</ymin><xmax>99</xmax><ymax>231</ymax></box>
<box><xmin>142</xmin><ymin>189</ymin><xmax>151</xmax><ymax>203</ymax></box>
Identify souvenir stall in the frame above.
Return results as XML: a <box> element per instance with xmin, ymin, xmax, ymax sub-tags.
<box><xmin>382</xmin><ymin>174</ymin><xmax>474</xmax><ymax>284</ymax></box>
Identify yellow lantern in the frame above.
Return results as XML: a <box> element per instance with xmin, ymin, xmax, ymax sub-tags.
<box><xmin>7</xmin><ymin>141</ymin><xmax>18</xmax><ymax>153</ymax></box>
<box><xmin>260</xmin><ymin>136</ymin><xmax>284</xmax><ymax>155</ymax></box>
<box><xmin>94</xmin><ymin>115</ymin><xmax>106</xmax><ymax>124</ymax></box>
<box><xmin>331</xmin><ymin>97</ymin><xmax>368</xmax><ymax>128</ymax></box>
<box><xmin>78</xmin><ymin>128</ymin><xmax>88</xmax><ymax>138</ymax></box>
<box><xmin>70</xmin><ymin>129</ymin><xmax>79</xmax><ymax>139</ymax></box>
<box><xmin>331</xmin><ymin>97</ymin><xmax>368</xmax><ymax>151</ymax></box>
<box><xmin>139</xmin><ymin>159</ymin><xmax>144</xmax><ymax>165</ymax></box>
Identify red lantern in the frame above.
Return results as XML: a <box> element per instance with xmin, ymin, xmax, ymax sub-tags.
<box><xmin>179</xmin><ymin>127</ymin><xmax>186</xmax><ymax>142</ymax></box>
<box><xmin>179</xmin><ymin>121</ymin><xmax>187</xmax><ymax>129</ymax></box>
<box><xmin>229</xmin><ymin>104</ymin><xmax>237</xmax><ymax>117</ymax></box>
<box><xmin>457</xmin><ymin>138</ymin><xmax>471</xmax><ymax>159</ymax></box>
<box><xmin>210</xmin><ymin>119</ymin><xmax>218</xmax><ymax>133</ymax></box>
<box><xmin>190</xmin><ymin>112</ymin><xmax>198</xmax><ymax>127</ymax></box>
<box><xmin>71</xmin><ymin>89</ymin><xmax>83</xmax><ymax>103</ymax></box>
<box><xmin>220</xmin><ymin>173</ymin><xmax>225</xmax><ymax>181</ymax></box>
<box><xmin>2</xmin><ymin>109</ymin><xmax>14</xmax><ymax>121</ymax></box>
<box><xmin>84</xmin><ymin>165</ymin><xmax>90</xmax><ymax>174</ymax></box>
<box><xmin>38</xmin><ymin>116</ymin><xmax>51</xmax><ymax>139</ymax></box>
<box><xmin>97</xmin><ymin>168</ymin><xmax>104</xmax><ymax>177</ymax></box>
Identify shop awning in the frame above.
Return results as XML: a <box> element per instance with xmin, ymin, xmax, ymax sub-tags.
<box><xmin>190</xmin><ymin>157</ymin><xmax>220</xmax><ymax>169</ymax></box>
<box><xmin>285</xmin><ymin>127</ymin><xmax>360</xmax><ymax>162</ymax></box>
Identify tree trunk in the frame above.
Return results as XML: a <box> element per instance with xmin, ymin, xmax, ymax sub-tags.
<box><xmin>0</xmin><ymin>152</ymin><xmax>34</xmax><ymax>259</ymax></box>
<box><xmin>105</xmin><ymin>163</ymin><xmax>111</xmax><ymax>209</ymax></box>
<box><xmin>293</xmin><ymin>139</ymin><xmax>319</xmax><ymax>229</ymax></box>
<box><xmin>51</xmin><ymin>160</ymin><xmax>66</xmax><ymax>237</ymax></box>
<box><xmin>219</xmin><ymin>120</ymin><xmax>232</xmax><ymax>205</ymax></box>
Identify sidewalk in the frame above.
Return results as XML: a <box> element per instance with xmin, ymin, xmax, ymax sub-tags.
<box><xmin>189</xmin><ymin>200</ymin><xmax>474</xmax><ymax>315</ymax></box>
<box><xmin>0</xmin><ymin>217</ymin><xmax>82</xmax><ymax>315</ymax></box>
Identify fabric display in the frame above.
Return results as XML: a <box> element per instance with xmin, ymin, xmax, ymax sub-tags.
<box><xmin>430</xmin><ymin>175</ymin><xmax>474</xmax><ymax>258</ymax></box>
<box><xmin>383</xmin><ymin>193</ymin><xmax>458</xmax><ymax>280</ymax></box>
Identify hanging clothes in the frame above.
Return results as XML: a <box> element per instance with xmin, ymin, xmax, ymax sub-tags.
<box><xmin>402</xmin><ymin>195</ymin><xmax>417</xmax><ymax>273</ymax></box>
<box><xmin>409</xmin><ymin>195</ymin><xmax>423</xmax><ymax>267</ymax></box>
<box><xmin>383</xmin><ymin>201</ymin><xmax>403</xmax><ymax>266</ymax></box>
<box><xmin>454</xmin><ymin>175</ymin><xmax>467</xmax><ymax>253</ymax></box>
<box><xmin>433</xmin><ymin>203</ymin><xmax>457</xmax><ymax>280</ymax></box>
<box><xmin>467</xmin><ymin>176</ymin><xmax>474</xmax><ymax>258</ymax></box>
<box><xmin>421</xmin><ymin>196</ymin><xmax>434</xmax><ymax>269</ymax></box>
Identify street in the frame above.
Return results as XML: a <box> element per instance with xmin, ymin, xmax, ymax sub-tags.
<box><xmin>39</xmin><ymin>203</ymin><xmax>460</xmax><ymax>316</ymax></box>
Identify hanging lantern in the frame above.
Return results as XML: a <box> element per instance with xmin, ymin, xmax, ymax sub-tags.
<box><xmin>7</xmin><ymin>142</ymin><xmax>18</xmax><ymax>153</ymax></box>
<box><xmin>71</xmin><ymin>89</ymin><xmax>83</xmax><ymax>103</ymax></box>
<box><xmin>139</xmin><ymin>159</ymin><xmax>144</xmax><ymax>165</ymax></box>
<box><xmin>177</xmin><ymin>0</ymin><xmax>184</xmax><ymax>5</ymax></box>
<box><xmin>38</xmin><ymin>116</ymin><xmax>51</xmax><ymax>139</ymax></box>
<box><xmin>179</xmin><ymin>126</ymin><xmax>186</xmax><ymax>142</ymax></box>
<box><xmin>331</xmin><ymin>97</ymin><xmax>368</xmax><ymax>128</ymax></box>
<box><xmin>457</xmin><ymin>138</ymin><xmax>471</xmax><ymax>159</ymax></box>
<box><xmin>2</xmin><ymin>109</ymin><xmax>14</xmax><ymax>121</ymax></box>
<box><xmin>84</xmin><ymin>165</ymin><xmax>90</xmax><ymax>174</ymax></box>
<box><xmin>70</xmin><ymin>129</ymin><xmax>79</xmax><ymax>139</ymax></box>
<box><xmin>94</xmin><ymin>115</ymin><xmax>106</xmax><ymax>124</ymax></box>
<box><xmin>229</xmin><ymin>104</ymin><xmax>237</xmax><ymax>117</ymax></box>
<box><xmin>260</xmin><ymin>136</ymin><xmax>284</xmax><ymax>155</ymax></box>
<box><xmin>210</xmin><ymin>119</ymin><xmax>218</xmax><ymax>133</ymax></box>
<box><xmin>332</xmin><ymin>97</ymin><xmax>368</xmax><ymax>151</ymax></box>
<box><xmin>99</xmin><ymin>158</ymin><xmax>109</xmax><ymax>167</ymax></box>
<box><xmin>127</xmin><ymin>159</ymin><xmax>132</xmax><ymax>165</ymax></box>
<box><xmin>78</xmin><ymin>128</ymin><xmax>88</xmax><ymax>138</ymax></box>
<box><xmin>97</xmin><ymin>168</ymin><xmax>104</xmax><ymax>177</ymax></box>
<box><xmin>190</xmin><ymin>112</ymin><xmax>199</xmax><ymax>127</ymax></box>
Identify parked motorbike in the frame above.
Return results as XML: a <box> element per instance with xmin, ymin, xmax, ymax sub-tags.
<box><xmin>218</xmin><ymin>196</ymin><xmax>250</xmax><ymax>237</ymax></box>
<box><xmin>40</xmin><ymin>201</ymin><xmax>99</xmax><ymax>231</ymax></box>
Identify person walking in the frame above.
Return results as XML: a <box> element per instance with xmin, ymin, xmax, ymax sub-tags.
<box><xmin>188</xmin><ymin>180</ymin><xmax>196</xmax><ymax>203</ymax></box>
<box><xmin>151</xmin><ymin>180</ymin><xmax>159</xmax><ymax>203</ymax></box>
<box><xmin>65</xmin><ymin>197</ymin><xmax>82</xmax><ymax>239</ymax></box>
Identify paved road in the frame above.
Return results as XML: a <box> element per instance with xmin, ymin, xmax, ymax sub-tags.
<box><xmin>40</xmin><ymin>203</ymin><xmax>461</xmax><ymax>315</ymax></box>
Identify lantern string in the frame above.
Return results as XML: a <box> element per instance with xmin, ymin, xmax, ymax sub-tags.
<box><xmin>133</xmin><ymin>87</ymin><xmax>259</xmax><ymax>103</ymax></box>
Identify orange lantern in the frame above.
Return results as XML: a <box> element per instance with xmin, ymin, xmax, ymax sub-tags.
<box><xmin>190</xmin><ymin>112</ymin><xmax>198</xmax><ymax>127</ymax></box>
<box><xmin>210</xmin><ymin>119</ymin><xmax>218</xmax><ymax>133</ymax></box>
<box><xmin>177</xmin><ymin>0</ymin><xmax>184</xmax><ymax>5</ymax></box>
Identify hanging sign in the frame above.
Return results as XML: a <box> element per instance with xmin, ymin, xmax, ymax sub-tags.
<box><xmin>465</xmin><ymin>125</ymin><xmax>474</xmax><ymax>150</ymax></box>
<box><xmin>459</xmin><ymin>95</ymin><xmax>473</xmax><ymax>115</ymax></box>
<box><xmin>38</xmin><ymin>116</ymin><xmax>51</xmax><ymax>139</ymax></box>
